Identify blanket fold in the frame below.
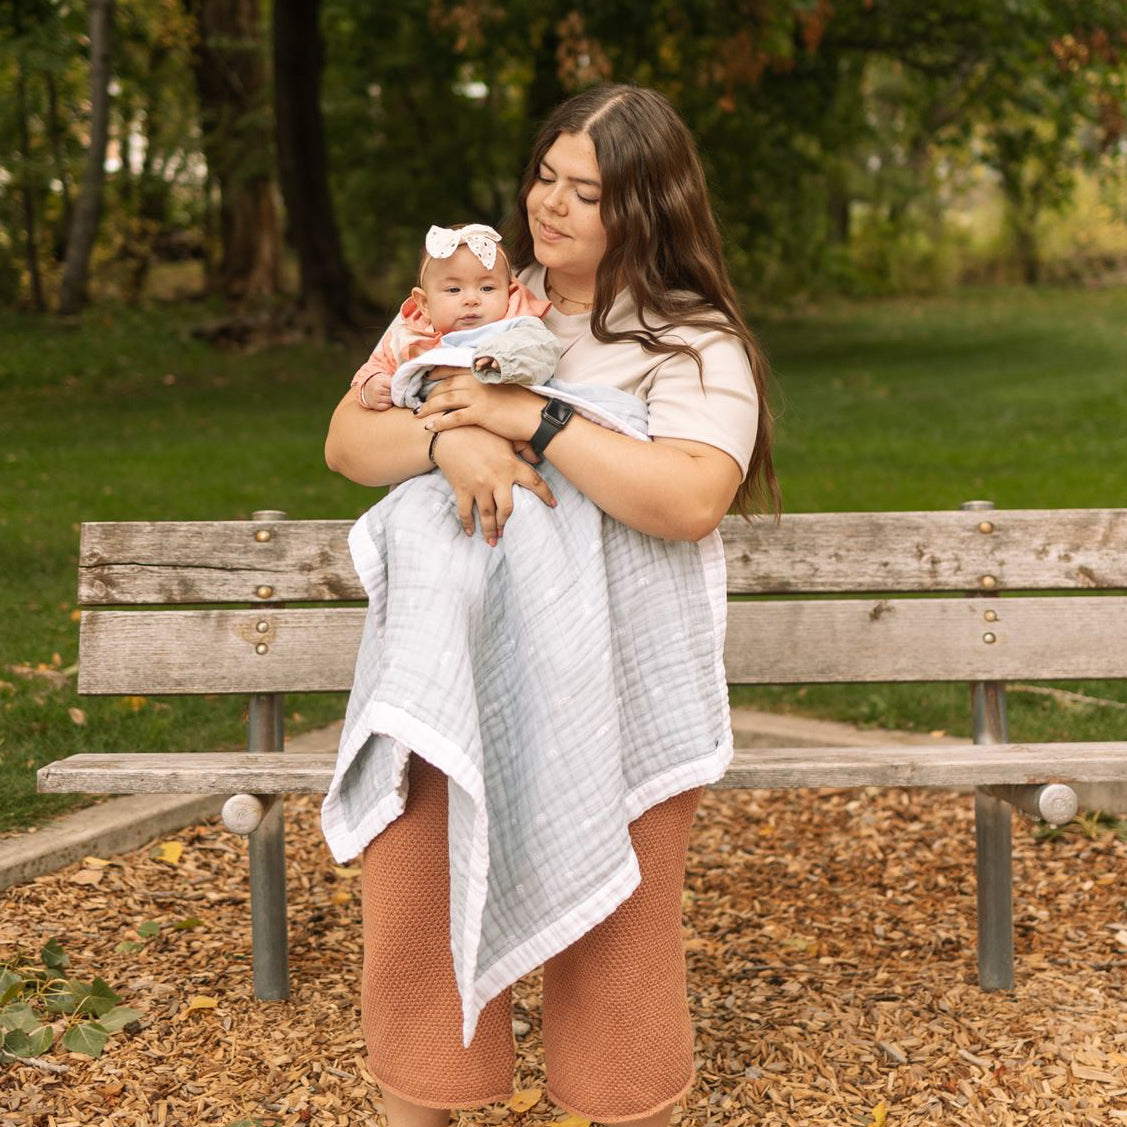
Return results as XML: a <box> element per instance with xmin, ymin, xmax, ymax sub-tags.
<box><xmin>320</xmin><ymin>384</ymin><xmax>733</xmax><ymax>1047</ymax></box>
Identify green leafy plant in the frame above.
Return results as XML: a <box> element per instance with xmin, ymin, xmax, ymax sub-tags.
<box><xmin>0</xmin><ymin>937</ymin><xmax>142</xmax><ymax>1062</ymax></box>
<box><xmin>1034</xmin><ymin>810</ymin><xmax>1127</xmax><ymax>843</ymax></box>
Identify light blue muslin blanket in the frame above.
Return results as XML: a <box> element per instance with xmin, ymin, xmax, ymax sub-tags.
<box><xmin>320</xmin><ymin>381</ymin><xmax>733</xmax><ymax>1047</ymax></box>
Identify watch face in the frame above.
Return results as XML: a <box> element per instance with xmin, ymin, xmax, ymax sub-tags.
<box><xmin>545</xmin><ymin>399</ymin><xmax>573</xmax><ymax>425</ymax></box>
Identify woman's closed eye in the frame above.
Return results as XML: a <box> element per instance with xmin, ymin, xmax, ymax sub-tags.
<box><xmin>538</xmin><ymin>170</ymin><xmax>599</xmax><ymax>206</ymax></box>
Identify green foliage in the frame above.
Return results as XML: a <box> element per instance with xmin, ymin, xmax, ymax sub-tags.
<box><xmin>0</xmin><ymin>938</ymin><xmax>142</xmax><ymax>1063</ymax></box>
<box><xmin>1034</xmin><ymin>809</ymin><xmax>1127</xmax><ymax>843</ymax></box>
<box><xmin>2</xmin><ymin>0</ymin><xmax>1125</xmax><ymax>305</ymax></box>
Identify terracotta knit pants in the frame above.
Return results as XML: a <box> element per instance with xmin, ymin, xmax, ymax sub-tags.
<box><xmin>359</xmin><ymin>754</ymin><xmax>703</xmax><ymax>1123</ymax></box>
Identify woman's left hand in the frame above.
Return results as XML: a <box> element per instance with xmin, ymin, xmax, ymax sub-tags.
<box><xmin>416</xmin><ymin>372</ymin><xmax>544</xmax><ymax>444</ymax></box>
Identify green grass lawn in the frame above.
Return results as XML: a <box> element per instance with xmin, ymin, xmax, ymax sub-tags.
<box><xmin>2</xmin><ymin>287</ymin><xmax>1126</xmax><ymax>833</ymax></box>
<box><xmin>735</xmin><ymin>285</ymin><xmax>1127</xmax><ymax>737</ymax></box>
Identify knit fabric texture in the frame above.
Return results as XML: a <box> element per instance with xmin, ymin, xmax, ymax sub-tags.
<box><xmin>360</xmin><ymin>754</ymin><xmax>701</xmax><ymax>1121</ymax></box>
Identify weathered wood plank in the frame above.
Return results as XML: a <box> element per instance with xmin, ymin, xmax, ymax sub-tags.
<box><xmin>78</xmin><ymin>509</ymin><xmax>1127</xmax><ymax>605</ymax></box>
<box><xmin>79</xmin><ymin>519</ymin><xmax>364</xmax><ymax>605</ymax></box>
<box><xmin>724</xmin><ymin>595</ymin><xmax>1127</xmax><ymax>683</ymax></box>
<box><xmin>721</xmin><ymin>509</ymin><xmax>1127</xmax><ymax>593</ymax></box>
<box><xmin>78</xmin><ymin>593</ymin><xmax>1127</xmax><ymax>694</ymax></box>
<box><xmin>37</xmin><ymin>742</ymin><xmax>1127</xmax><ymax>795</ymax></box>
<box><xmin>78</xmin><ymin>608</ymin><xmax>365</xmax><ymax>694</ymax></box>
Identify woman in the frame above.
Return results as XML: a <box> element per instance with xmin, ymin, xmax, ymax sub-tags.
<box><xmin>325</xmin><ymin>84</ymin><xmax>778</xmax><ymax>1127</ymax></box>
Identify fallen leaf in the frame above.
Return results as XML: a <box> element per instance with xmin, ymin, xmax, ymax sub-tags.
<box><xmin>332</xmin><ymin>866</ymin><xmax>361</xmax><ymax>880</ymax></box>
<box><xmin>82</xmin><ymin>856</ymin><xmax>112</xmax><ymax>867</ymax></box>
<box><xmin>70</xmin><ymin>609</ymin><xmax>82</xmax><ymax>622</ymax></box>
<box><xmin>507</xmin><ymin>1088</ymin><xmax>543</xmax><ymax>1113</ymax></box>
<box><xmin>7</xmin><ymin>663</ymin><xmax>69</xmax><ymax>689</ymax></box>
<box><xmin>331</xmin><ymin>889</ymin><xmax>351</xmax><ymax>906</ymax></box>
<box><xmin>868</xmin><ymin>1101</ymin><xmax>889</xmax><ymax>1127</ymax></box>
<box><xmin>70</xmin><ymin>869</ymin><xmax>104</xmax><ymax>885</ymax></box>
<box><xmin>151</xmin><ymin>842</ymin><xmax>183</xmax><ymax>865</ymax></box>
<box><xmin>52</xmin><ymin>652</ymin><xmax>62</xmax><ymax>667</ymax></box>
<box><xmin>175</xmin><ymin>995</ymin><xmax>219</xmax><ymax>1021</ymax></box>
<box><xmin>1114</xmin><ymin>929</ymin><xmax>1127</xmax><ymax>948</ymax></box>
<box><xmin>68</xmin><ymin>707</ymin><xmax>87</xmax><ymax>726</ymax></box>
<box><xmin>121</xmin><ymin>695</ymin><xmax>148</xmax><ymax>711</ymax></box>
<box><xmin>554</xmin><ymin>1117</ymin><xmax>591</xmax><ymax>1127</ymax></box>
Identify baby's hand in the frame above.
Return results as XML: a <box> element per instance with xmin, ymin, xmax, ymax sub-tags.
<box><xmin>473</xmin><ymin>356</ymin><xmax>501</xmax><ymax>374</ymax></box>
<box><xmin>353</xmin><ymin>366</ymin><xmax>394</xmax><ymax>410</ymax></box>
<box><xmin>366</xmin><ymin>383</ymin><xmax>394</xmax><ymax>410</ymax></box>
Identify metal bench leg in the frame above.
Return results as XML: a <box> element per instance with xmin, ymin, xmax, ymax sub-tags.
<box><xmin>971</xmin><ymin>675</ymin><xmax>1014</xmax><ymax>990</ymax></box>
<box><xmin>975</xmin><ymin>787</ymin><xmax>1013</xmax><ymax>989</ymax></box>
<box><xmin>248</xmin><ymin>692</ymin><xmax>290</xmax><ymax>1000</ymax></box>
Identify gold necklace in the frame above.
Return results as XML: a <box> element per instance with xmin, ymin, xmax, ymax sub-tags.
<box><xmin>546</xmin><ymin>273</ymin><xmax>594</xmax><ymax>312</ymax></box>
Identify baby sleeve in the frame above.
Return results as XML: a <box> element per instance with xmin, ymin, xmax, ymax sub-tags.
<box><xmin>471</xmin><ymin>320</ymin><xmax>564</xmax><ymax>386</ymax></box>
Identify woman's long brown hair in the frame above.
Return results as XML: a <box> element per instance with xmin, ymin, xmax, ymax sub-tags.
<box><xmin>508</xmin><ymin>84</ymin><xmax>780</xmax><ymax>518</ymax></box>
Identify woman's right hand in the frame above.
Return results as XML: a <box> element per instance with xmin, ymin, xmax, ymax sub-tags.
<box><xmin>432</xmin><ymin>426</ymin><xmax>556</xmax><ymax>544</ymax></box>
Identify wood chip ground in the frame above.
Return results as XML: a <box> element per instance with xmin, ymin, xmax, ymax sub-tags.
<box><xmin>2</xmin><ymin>787</ymin><xmax>1125</xmax><ymax>1126</ymax></box>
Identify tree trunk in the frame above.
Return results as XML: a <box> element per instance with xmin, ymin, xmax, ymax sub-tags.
<box><xmin>58</xmin><ymin>0</ymin><xmax>114</xmax><ymax>315</ymax></box>
<box><xmin>998</xmin><ymin>162</ymin><xmax>1042</xmax><ymax>285</ymax></box>
<box><xmin>272</xmin><ymin>0</ymin><xmax>361</xmax><ymax>337</ymax></box>
<box><xmin>45</xmin><ymin>71</ymin><xmax>73</xmax><ymax>264</ymax></box>
<box><xmin>184</xmin><ymin>0</ymin><xmax>281</xmax><ymax>304</ymax></box>
<box><xmin>15</xmin><ymin>57</ymin><xmax>45</xmax><ymax>312</ymax></box>
<box><xmin>122</xmin><ymin>68</ymin><xmax>175</xmax><ymax>303</ymax></box>
<box><xmin>1010</xmin><ymin>215</ymin><xmax>1042</xmax><ymax>285</ymax></box>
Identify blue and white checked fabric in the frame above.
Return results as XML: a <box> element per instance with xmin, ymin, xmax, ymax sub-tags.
<box><xmin>320</xmin><ymin>384</ymin><xmax>733</xmax><ymax>1047</ymax></box>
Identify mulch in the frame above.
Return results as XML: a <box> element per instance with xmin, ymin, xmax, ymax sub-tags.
<box><xmin>2</xmin><ymin>785</ymin><xmax>1125</xmax><ymax>1127</ymax></box>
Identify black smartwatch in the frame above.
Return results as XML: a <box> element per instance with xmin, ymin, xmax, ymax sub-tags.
<box><xmin>529</xmin><ymin>398</ymin><xmax>574</xmax><ymax>458</ymax></box>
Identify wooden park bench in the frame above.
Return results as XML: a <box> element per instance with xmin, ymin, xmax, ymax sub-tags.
<box><xmin>38</xmin><ymin>503</ymin><xmax>1127</xmax><ymax>1004</ymax></box>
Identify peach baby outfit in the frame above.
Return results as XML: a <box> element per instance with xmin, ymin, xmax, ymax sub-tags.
<box><xmin>350</xmin><ymin>280</ymin><xmax>550</xmax><ymax>404</ymax></box>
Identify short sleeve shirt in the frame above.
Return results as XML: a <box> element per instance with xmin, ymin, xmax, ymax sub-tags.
<box><xmin>520</xmin><ymin>264</ymin><xmax>758</xmax><ymax>475</ymax></box>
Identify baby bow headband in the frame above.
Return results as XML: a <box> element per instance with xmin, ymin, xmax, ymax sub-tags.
<box><xmin>424</xmin><ymin>223</ymin><xmax>503</xmax><ymax>271</ymax></box>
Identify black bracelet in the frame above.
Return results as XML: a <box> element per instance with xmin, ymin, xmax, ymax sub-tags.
<box><xmin>427</xmin><ymin>429</ymin><xmax>440</xmax><ymax>466</ymax></box>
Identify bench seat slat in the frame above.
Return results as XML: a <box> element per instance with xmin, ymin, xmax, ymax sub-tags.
<box><xmin>78</xmin><ymin>595</ymin><xmax>1127</xmax><ymax>695</ymax></box>
<box><xmin>77</xmin><ymin>510</ymin><xmax>1127</xmax><ymax>606</ymax></box>
<box><xmin>36</xmin><ymin>743</ymin><xmax>1127</xmax><ymax>795</ymax></box>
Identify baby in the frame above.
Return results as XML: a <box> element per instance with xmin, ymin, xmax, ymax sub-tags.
<box><xmin>351</xmin><ymin>224</ymin><xmax>562</xmax><ymax>412</ymax></box>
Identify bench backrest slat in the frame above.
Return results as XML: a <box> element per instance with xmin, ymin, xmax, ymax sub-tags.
<box><xmin>78</xmin><ymin>595</ymin><xmax>1127</xmax><ymax>695</ymax></box>
<box><xmin>78</xmin><ymin>509</ymin><xmax>1127</xmax><ymax>605</ymax></box>
<box><xmin>724</xmin><ymin>595</ymin><xmax>1127</xmax><ymax>683</ymax></box>
<box><xmin>78</xmin><ymin>608</ymin><xmax>364</xmax><ymax>694</ymax></box>
<box><xmin>79</xmin><ymin>519</ymin><xmax>363</xmax><ymax>605</ymax></box>
<box><xmin>722</xmin><ymin>509</ymin><xmax>1127</xmax><ymax>593</ymax></box>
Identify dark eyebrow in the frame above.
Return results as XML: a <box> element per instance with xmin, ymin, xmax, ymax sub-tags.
<box><xmin>540</xmin><ymin>157</ymin><xmax>601</xmax><ymax>190</ymax></box>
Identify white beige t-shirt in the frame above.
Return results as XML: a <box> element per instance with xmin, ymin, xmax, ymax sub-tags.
<box><xmin>520</xmin><ymin>263</ymin><xmax>759</xmax><ymax>475</ymax></box>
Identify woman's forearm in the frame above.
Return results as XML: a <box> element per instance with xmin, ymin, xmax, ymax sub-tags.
<box><xmin>538</xmin><ymin>415</ymin><xmax>741</xmax><ymax>541</ymax></box>
<box><xmin>324</xmin><ymin>392</ymin><xmax>432</xmax><ymax>487</ymax></box>
<box><xmin>415</xmin><ymin>378</ymin><xmax>742</xmax><ymax>540</ymax></box>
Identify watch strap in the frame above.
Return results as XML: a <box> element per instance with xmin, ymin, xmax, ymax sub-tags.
<box><xmin>529</xmin><ymin>399</ymin><xmax>573</xmax><ymax>457</ymax></box>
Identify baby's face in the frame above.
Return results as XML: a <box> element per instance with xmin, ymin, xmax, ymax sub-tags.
<box><xmin>414</xmin><ymin>244</ymin><xmax>511</xmax><ymax>333</ymax></box>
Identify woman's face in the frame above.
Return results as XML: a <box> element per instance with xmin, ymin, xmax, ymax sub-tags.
<box><xmin>526</xmin><ymin>131</ymin><xmax>607</xmax><ymax>292</ymax></box>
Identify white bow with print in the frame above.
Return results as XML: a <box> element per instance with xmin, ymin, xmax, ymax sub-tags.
<box><xmin>424</xmin><ymin>224</ymin><xmax>503</xmax><ymax>271</ymax></box>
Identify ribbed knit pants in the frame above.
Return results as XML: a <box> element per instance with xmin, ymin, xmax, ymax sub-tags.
<box><xmin>359</xmin><ymin>754</ymin><xmax>703</xmax><ymax>1123</ymax></box>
